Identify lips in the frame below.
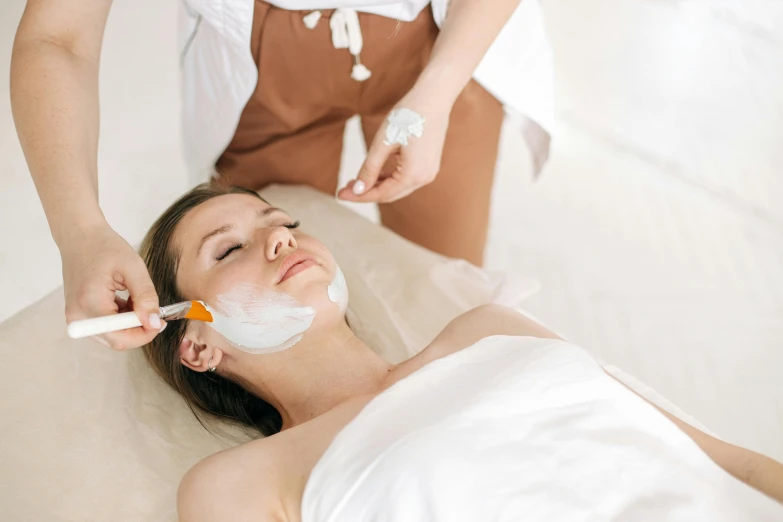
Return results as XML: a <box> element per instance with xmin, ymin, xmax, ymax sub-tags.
<box><xmin>278</xmin><ymin>251</ymin><xmax>318</xmax><ymax>283</ymax></box>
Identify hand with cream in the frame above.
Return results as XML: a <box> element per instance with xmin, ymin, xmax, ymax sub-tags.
<box><xmin>337</xmin><ymin>86</ymin><xmax>451</xmax><ymax>204</ymax></box>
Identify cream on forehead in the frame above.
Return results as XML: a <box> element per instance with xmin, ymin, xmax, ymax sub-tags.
<box><xmin>207</xmin><ymin>283</ymin><xmax>316</xmax><ymax>354</ymax></box>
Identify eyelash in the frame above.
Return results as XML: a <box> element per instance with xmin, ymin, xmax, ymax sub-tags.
<box><xmin>215</xmin><ymin>221</ymin><xmax>301</xmax><ymax>261</ymax></box>
<box><xmin>216</xmin><ymin>244</ymin><xmax>243</xmax><ymax>261</ymax></box>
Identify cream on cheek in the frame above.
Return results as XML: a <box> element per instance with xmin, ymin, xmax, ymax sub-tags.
<box><xmin>206</xmin><ymin>283</ymin><xmax>316</xmax><ymax>354</ymax></box>
<box><xmin>204</xmin><ymin>264</ymin><xmax>349</xmax><ymax>355</ymax></box>
<box><xmin>327</xmin><ymin>265</ymin><xmax>349</xmax><ymax>313</ymax></box>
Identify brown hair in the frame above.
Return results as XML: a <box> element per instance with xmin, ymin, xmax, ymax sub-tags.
<box><xmin>140</xmin><ymin>183</ymin><xmax>282</xmax><ymax>436</ymax></box>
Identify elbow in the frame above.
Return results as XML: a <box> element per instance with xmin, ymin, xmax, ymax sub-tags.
<box><xmin>12</xmin><ymin>34</ymin><xmax>90</xmax><ymax>64</ymax></box>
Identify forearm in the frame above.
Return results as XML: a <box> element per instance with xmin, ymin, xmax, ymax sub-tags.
<box><xmin>465</xmin><ymin>305</ymin><xmax>783</xmax><ymax>504</ymax></box>
<box><xmin>613</xmin><ymin>374</ymin><xmax>783</xmax><ymax>504</ymax></box>
<box><xmin>412</xmin><ymin>0</ymin><xmax>521</xmax><ymax>105</ymax></box>
<box><xmin>11</xmin><ymin>37</ymin><xmax>106</xmax><ymax>248</ymax></box>
<box><xmin>657</xmin><ymin>405</ymin><xmax>783</xmax><ymax>504</ymax></box>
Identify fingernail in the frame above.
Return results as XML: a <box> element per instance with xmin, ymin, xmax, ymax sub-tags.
<box><xmin>159</xmin><ymin>321</ymin><xmax>168</xmax><ymax>333</ymax></box>
<box><xmin>352</xmin><ymin>180</ymin><xmax>366</xmax><ymax>195</ymax></box>
<box><xmin>92</xmin><ymin>336</ymin><xmax>111</xmax><ymax>348</ymax></box>
<box><xmin>149</xmin><ymin>313</ymin><xmax>162</xmax><ymax>329</ymax></box>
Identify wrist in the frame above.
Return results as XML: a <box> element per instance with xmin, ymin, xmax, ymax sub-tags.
<box><xmin>409</xmin><ymin>65</ymin><xmax>466</xmax><ymax>111</ymax></box>
<box><xmin>53</xmin><ymin>206</ymin><xmax>108</xmax><ymax>251</ymax></box>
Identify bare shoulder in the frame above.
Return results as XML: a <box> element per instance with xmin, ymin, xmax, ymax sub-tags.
<box><xmin>177</xmin><ymin>437</ymin><xmax>288</xmax><ymax>522</ymax></box>
<box><xmin>437</xmin><ymin>304</ymin><xmax>561</xmax><ymax>348</ymax></box>
<box><xmin>395</xmin><ymin>305</ymin><xmax>563</xmax><ymax>380</ymax></box>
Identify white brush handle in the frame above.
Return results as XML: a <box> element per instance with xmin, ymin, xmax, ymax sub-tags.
<box><xmin>67</xmin><ymin>312</ymin><xmax>143</xmax><ymax>339</ymax></box>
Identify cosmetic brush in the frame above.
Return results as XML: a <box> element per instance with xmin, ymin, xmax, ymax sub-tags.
<box><xmin>66</xmin><ymin>300</ymin><xmax>213</xmax><ymax>339</ymax></box>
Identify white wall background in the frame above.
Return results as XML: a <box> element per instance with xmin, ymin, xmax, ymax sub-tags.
<box><xmin>1</xmin><ymin>1</ymin><xmax>782</xmax><ymax>460</ymax></box>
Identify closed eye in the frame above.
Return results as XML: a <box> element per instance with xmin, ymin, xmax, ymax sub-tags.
<box><xmin>216</xmin><ymin>243</ymin><xmax>243</xmax><ymax>261</ymax></box>
<box><xmin>214</xmin><ymin>222</ymin><xmax>298</xmax><ymax>261</ymax></box>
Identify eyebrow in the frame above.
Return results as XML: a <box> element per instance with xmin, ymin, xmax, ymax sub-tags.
<box><xmin>195</xmin><ymin>206</ymin><xmax>285</xmax><ymax>257</ymax></box>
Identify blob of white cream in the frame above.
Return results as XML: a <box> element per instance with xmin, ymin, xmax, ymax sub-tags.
<box><xmin>383</xmin><ymin>108</ymin><xmax>425</xmax><ymax>147</ymax></box>
<box><xmin>206</xmin><ymin>284</ymin><xmax>316</xmax><ymax>355</ymax></box>
<box><xmin>327</xmin><ymin>265</ymin><xmax>349</xmax><ymax>313</ymax></box>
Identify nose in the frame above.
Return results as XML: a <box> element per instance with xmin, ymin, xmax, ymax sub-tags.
<box><xmin>266</xmin><ymin>226</ymin><xmax>297</xmax><ymax>261</ymax></box>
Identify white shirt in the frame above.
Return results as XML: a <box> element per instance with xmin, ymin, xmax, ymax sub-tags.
<box><xmin>267</xmin><ymin>1</ymin><xmax>428</xmax><ymax>21</ymax></box>
<box><xmin>179</xmin><ymin>0</ymin><xmax>554</xmax><ymax>183</ymax></box>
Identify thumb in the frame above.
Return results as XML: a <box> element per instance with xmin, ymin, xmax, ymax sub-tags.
<box><xmin>124</xmin><ymin>259</ymin><xmax>160</xmax><ymax>331</ymax></box>
<box><xmin>353</xmin><ymin>131</ymin><xmax>395</xmax><ymax>196</ymax></box>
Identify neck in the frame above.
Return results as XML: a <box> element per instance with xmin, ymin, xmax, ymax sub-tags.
<box><xmin>235</xmin><ymin>321</ymin><xmax>393</xmax><ymax>429</ymax></box>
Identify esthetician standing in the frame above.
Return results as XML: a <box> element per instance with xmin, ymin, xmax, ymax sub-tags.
<box><xmin>11</xmin><ymin>0</ymin><xmax>553</xmax><ymax>350</ymax></box>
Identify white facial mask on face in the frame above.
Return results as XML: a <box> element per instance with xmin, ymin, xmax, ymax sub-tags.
<box><xmin>205</xmin><ymin>265</ymin><xmax>347</xmax><ymax>355</ymax></box>
<box><xmin>207</xmin><ymin>283</ymin><xmax>316</xmax><ymax>354</ymax></box>
<box><xmin>327</xmin><ymin>265</ymin><xmax>349</xmax><ymax>313</ymax></box>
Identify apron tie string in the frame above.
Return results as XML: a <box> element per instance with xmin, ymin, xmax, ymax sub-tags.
<box><xmin>303</xmin><ymin>9</ymin><xmax>372</xmax><ymax>82</ymax></box>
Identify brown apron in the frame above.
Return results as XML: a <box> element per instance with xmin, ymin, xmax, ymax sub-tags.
<box><xmin>216</xmin><ymin>1</ymin><xmax>504</xmax><ymax>265</ymax></box>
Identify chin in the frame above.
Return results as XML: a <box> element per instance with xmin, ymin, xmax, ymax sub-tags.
<box><xmin>283</xmin><ymin>271</ymin><xmax>331</xmax><ymax>304</ymax></box>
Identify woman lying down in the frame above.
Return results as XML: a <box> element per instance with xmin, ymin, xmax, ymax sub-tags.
<box><xmin>140</xmin><ymin>185</ymin><xmax>783</xmax><ymax>521</ymax></box>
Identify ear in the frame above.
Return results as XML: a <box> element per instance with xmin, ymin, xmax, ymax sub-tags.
<box><xmin>178</xmin><ymin>337</ymin><xmax>223</xmax><ymax>373</ymax></box>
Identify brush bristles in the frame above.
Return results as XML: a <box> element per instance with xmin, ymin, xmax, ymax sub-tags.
<box><xmin>185</xmin><ymin>301</ymin><xmax>213</xmax><ymax>322</ymax></box>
